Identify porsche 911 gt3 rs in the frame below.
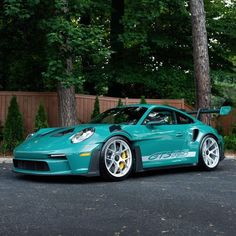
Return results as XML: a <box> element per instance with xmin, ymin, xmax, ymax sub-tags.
<box><xmin>13</xmin><ymin>104</ymin><xmax>231</xmax><ymax>181</ymax></box>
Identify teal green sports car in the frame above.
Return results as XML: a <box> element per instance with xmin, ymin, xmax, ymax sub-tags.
<box><xmin>13</xmin><ymin>104</ymin><xmax>231</xmax><ymax>181</ymax></box>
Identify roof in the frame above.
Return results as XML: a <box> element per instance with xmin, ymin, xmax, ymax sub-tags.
<box><xmin>120</xmin><ymin>103</ymin><xmax>198</xmax><ymax>121</ymax></box>
<box><xmin>121</xmin><ymin>103</ymin><xmax>177</xmax><ymax>109</ymax></box>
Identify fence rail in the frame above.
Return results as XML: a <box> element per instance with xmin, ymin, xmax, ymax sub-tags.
<box><xmin>0</xmin><ymin>91</ymin><xmax>235</xmax><ymax>135</ymax></box>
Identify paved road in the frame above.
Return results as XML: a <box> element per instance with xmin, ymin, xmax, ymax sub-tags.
<box><xmin>0</xmin><ymin>160</ymin><xmax>236</xmax><ymax>236</ymax></box>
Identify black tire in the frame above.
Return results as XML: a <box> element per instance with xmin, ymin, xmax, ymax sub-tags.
<box><xmin>199</xmin><ymin>135</ymin><xmax>220</xmax><ymax>170</ymax></box>
<box><xmin>100</xmin><ymin>136</ymin><xmax>134</xmax><ymax>181</ymax></box>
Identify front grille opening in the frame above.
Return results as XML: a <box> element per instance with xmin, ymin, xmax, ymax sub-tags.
<box><xmin>13</xmin><ymin>160</ymin><xmax>49</xmax><ymax>171</ymax></box>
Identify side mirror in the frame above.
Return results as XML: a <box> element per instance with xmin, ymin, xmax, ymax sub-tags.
<box><xmin>220</xmin><ymin>106</ymin><xmax>232</xmax><ymax>116</ymax></box>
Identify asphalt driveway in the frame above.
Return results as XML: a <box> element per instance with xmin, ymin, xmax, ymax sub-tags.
<box><xmin>0</xmin><ymin>159</ymin><xmax>236</xmax><ymax>236</ymax></box>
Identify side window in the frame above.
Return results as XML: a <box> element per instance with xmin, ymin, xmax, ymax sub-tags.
<box><xmin>143</xmin><ymin>109</ymin><xmax>175</xmax><ymax>125</ymax></box>
<box><xmin>175</xmin><ymin>112</ymin><xmax>194</xmax><ymax>124</ymax></box>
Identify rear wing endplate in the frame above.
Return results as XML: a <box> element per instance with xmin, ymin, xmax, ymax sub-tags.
<box><xmin>187</xmin><ymin>106</ymin><xmax>232</xmax><ymax>120</ymax></box>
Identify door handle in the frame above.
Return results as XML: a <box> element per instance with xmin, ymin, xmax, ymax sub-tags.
<box><xmin>176</xmin><ymin>132</ymin><xmax>183</xmax><ymax>137</ymax></box>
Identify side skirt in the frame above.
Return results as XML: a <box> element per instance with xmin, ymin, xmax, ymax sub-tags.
<box><xmin>142</xmin><ymin>163</ymin><xmax>198</xmax><ymax>172</ymax></box>
<box><xmin>133</xmin><ymin>146</ymin><xmax>198</xmax><ymax>173</ymax></box>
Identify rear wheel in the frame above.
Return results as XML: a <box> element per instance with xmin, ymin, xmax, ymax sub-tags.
<box><xmin>199</xmin><ymin>135</ymin><xmax>220</xmax><ymax>170</ymax></box>
<box><xmin>100</xmin><ymin>137</ymin><xmax>133</xmax><ymax>181</ymax></box>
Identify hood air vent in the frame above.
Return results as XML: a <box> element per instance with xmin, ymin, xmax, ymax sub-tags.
<box><xmin>51</xmin><ymin>128</ymin><xmax>75</xmax><ymax>137</ymax></box>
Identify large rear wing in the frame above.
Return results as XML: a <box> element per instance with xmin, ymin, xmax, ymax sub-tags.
<box><xmin>187</xmin><ymin>106</ymin><xmax>232</xmax><ymax>120</ymax></box>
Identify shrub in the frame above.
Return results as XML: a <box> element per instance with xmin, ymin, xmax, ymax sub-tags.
<box><xmin>35</xmin><ymin>103</ymin><xmax>49</xmax><ymax>130</ymax></box>
<box><xmin>0</xmin><ymin>121</ymin><xmax>3</xmax><ymax>142</ymax></box>
<box><xmin>2</xmin><ymin>96</ymin><xmax>24</xmax><ymax>152</ymax></box>
<box><xmin>91</xmin><ymin>96</ymin><xmax>100</xmax><ymax>119</ymax></box>
<box><xmin>232</xmin><ymin>124</ymin><xmax>236</xmax><ymax>135</ymax></box>
<box><xmin>224</xmin><ymin>135</ymin><xmax>236</xmax><ymax>151</ymax></box>
<box><xmin>117</xmin><ymin>98</ymin><xmax>124</xmax><ymax>107</ymax></box>
<box><xmin>140</xmin><ymin>96</ymin><xmax>147</xmax><ymax>104</ymax></box>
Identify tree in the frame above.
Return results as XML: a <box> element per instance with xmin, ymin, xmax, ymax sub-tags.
<box><xmin>42</xmin><ymin>0</ymin><xmax>110</xmax><ymax>126</ymax></box>
<box><xmin>0</xmin><ymin>0</ymin><xmax>47</xmax><ymax>92</ymax></box>
<box><xmin>117</xmin><ymin>98</ymin><xmax>124</xmax><ymax>107</ymax></box>
<box><xmin>0</xmin><ymin>121</ymin><xmax>3</xmax><ymax>142</ymax></box>
<box><xmin>3</xmin><ymin>96</ymin><xmax>24</xmax><ymax>152</ymax></box>
<box><xmin>190</xmin><ymin>0</ymin><xmax>211</xmax><ymax>122</ymax></box>
<box><xmin>108</xmin><ymin>0</ymin><xmax>196</xmax><ymax>102</ymax></box>
<box><xmin>35</xmin><ymin>103</ymin><xmax>49</xmax><ymax>130</ymax></box>
<box><xmin>91</xmin><ymin>96</ymin><xmax>100</xmax><ymax>119</ymax></box>
<box><xmin>0</xmin><ymin>0</ymin><xmax>235</xmax><ymax>110</ymax></box>
<box><xmin>108</xmin><ymin>0</ymin><xmax>125</xmax><ymax>95</ymax></box>
<box><xmin>205</xmin><ymin>0</ymin><xmax>236</xmax><ymax>107</ymax></box>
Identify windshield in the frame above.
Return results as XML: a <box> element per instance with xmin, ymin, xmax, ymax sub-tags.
<box><xmin>90</xmin><ymin>107</ymin><xmax>147</xmax><ymax>125</ymax></box>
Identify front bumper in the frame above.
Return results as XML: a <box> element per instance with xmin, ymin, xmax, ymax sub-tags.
<box><xmin>13</xmin><ymin>147</ymin><xmax>101</xmax><ymax>176</ymax></box>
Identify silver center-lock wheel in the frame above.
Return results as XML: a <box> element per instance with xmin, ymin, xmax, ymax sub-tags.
<box><xmin>100</xmin><ymin>137</ymin><xmax>133</xmax><ymax>180</ymax></box>
<box><xmin>200</xmin><ymin>135</ymin><xmax>220</xmax><ymax>170</ymax></box>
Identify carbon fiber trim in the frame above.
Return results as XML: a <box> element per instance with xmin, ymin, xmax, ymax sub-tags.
<box><xmin>87</xmin><ymin>149</ymin><xmax>101</xmax><ymax>176</ymax></box>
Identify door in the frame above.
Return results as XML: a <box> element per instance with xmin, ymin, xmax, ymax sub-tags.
<box><xmin>134</xmin><ymin>108</ymin><xmax>195</xmax><ymax>168</ymax></box>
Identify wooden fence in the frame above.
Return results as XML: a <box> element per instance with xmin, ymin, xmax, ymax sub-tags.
<box><xmin>0</xmin><ymin>91</ymin><xmax>235</xmax><ymax>135</ymax></box>
<box><xmin>215</xmin><ymin>108</ymin><xmax>236</xmax><ymax>135</ymax></box>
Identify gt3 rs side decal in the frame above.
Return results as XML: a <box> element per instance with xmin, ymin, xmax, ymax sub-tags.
<box><xmin>142</xmin><ymin>150</ymin><xmax>196</xmax><ymax>161</ymax></box>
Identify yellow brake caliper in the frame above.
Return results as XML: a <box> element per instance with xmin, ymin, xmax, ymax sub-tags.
<box><xmin>119</xmin><ymin>151</ymin><xmax>127</xmax><ymax>170</ymax></box>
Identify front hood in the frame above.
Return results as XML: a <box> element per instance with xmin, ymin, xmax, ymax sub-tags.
<box><xmin>15</xmin><ymin>124</ymin><xmax>112</xmax><ymax>153</ymax></box>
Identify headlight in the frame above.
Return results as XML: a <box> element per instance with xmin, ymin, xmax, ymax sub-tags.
<box><xmin>71</xmin><ymin>128</ymin><xmax>95</xmax><ymax>143</ymax></box>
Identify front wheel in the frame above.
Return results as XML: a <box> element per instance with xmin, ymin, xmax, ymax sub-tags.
<box><xmin>100</xmin><ymin>137</ymin><xmax>133</xmax><ymax>181</ymax></box>
<box><xmin>199</xmin><ymin>135</ymin><xmax>220</xmax><ymax>170</ymax></box>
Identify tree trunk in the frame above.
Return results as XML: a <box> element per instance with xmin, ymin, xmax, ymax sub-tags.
<box><xmin>57</xmin><ymin>0</ymin><xmax>77</xmax><ymax>127</ymax></box>
<box><xmin>57</xmin><ymin>82</ymin><xmax>77</xmax><ymax>126</ymax></box>
<box><xmin>57</xmin><ymin>55</ymin><xmax>77</xmax><ymax>127</ymax></box>
<box><xmin>190</xmin><ymin>0</ymin><xmax>211</xmax><ymax>123</ymax></box>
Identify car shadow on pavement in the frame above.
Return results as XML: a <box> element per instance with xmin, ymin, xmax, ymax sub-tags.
<box><xmin>132</xmin><ymin>163</ymin><xmax>228</xmax><ymax>179</ymax></box>
<box><xmin>14</xmin><ymin>174</ymin><xmax>103</xmax><ymax>184</ymax></box>
<box><xmin>12</xmin><ymin>162</ymin><xmax>229</xmax><ymax>184</ymax></box>
<box><xmin>133</xmin><ymin>166</ymin><xmax>199</xmax><ymax>178</ymax></box>
<box><xmin>14</xmin><ymin>167</ymin><xmax>200</xmax><ymax>184</ymax></box>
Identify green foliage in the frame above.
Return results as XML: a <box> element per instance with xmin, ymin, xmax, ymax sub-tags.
<box><xmin>232</xmin><ymin>123</ymin><xmax>236</xmax><ymax>135</ymax></box>
<box><xmin>140</xmin><ymin>96</ymin><xmax>147</xmax><ymax>104</ymax></box>
<box><xmin>205</xmin><ymin>0</ymin><xmax>236</xmax><ymax>71</ymax></box>
<box><xmin>104</xmin><ymin>0</ymin><xmax>196</xmax><ymax>103</ymax></box>
<box><xmin>41</xmin><ymin>0</ymin><xmax>110</xmax><ymax>89</ymax></box>
<box><xmin>0</xmin><ymin>0</ymin><xmax>110</xmax><ymax>92</ymax></box>
<box><xmin>91</xmin><ymin>96</ymin><xmax>100</xmax><ymax>119</ymax></box>
<box><xmin>224</xmin><ymin>135</ymin><xmax>236</xmax><ymax>151</ymax></box>
<box><xmin>2</xmin><ymin>96</ymin><xmax>24</xmax><ymax>152</ymax></box>
<box><xmin>0</xmin><ymin>0</ymin><xmax>235</xmax><ymax>107</ymax></box>
<box><xmin>211</xmin><ymin>70</ymin><xmax>236</xmax><ymax>107</ymax></box>
<box><xmin>117</xmin><ymin>98</ymin><xmax>124</xmax><ymax>107</ymax></box>
<box><xmin>0</xmin><ymin>0</ymin><xmax>47</xmax><ymax>91</ymax></box>
<box><xmin>109</xmin><ymin>66</ymin><xmax>195</xmax><ymax>104</ymax></box>
<box><xmin>3</xmin><ymin>0</ymin><xmax>40</xmax><ymax>19</ymax></box>
<box><xmin>205</xmin><ymin>0</ymin><xmax>236</xmax><ymax>105</ymax></box>
<box><xmin>35</xmin><ymin>103</ymin><xmax>49</xmax><ymax>130</ymax></box>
